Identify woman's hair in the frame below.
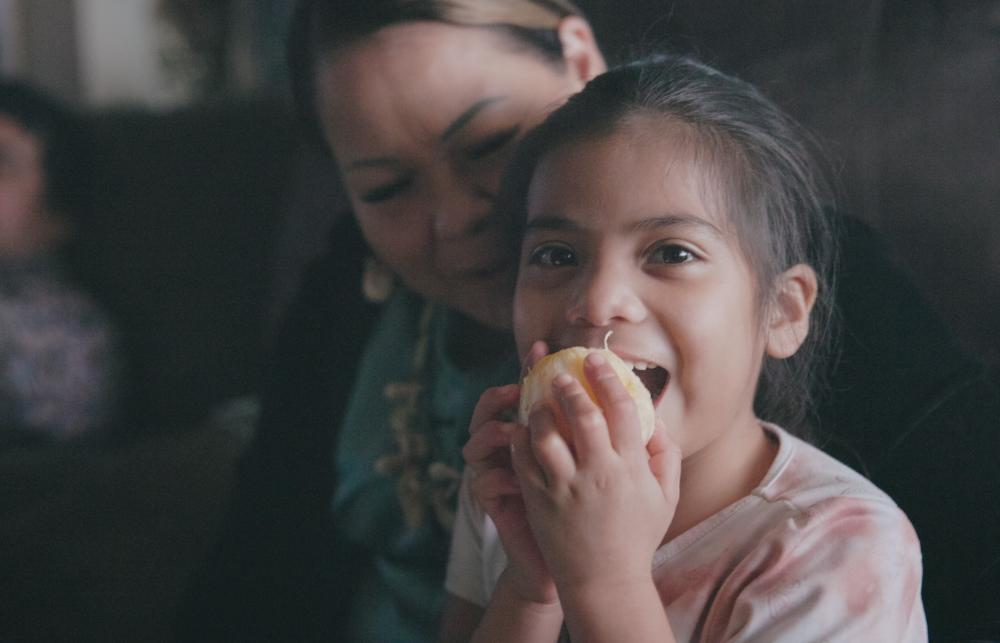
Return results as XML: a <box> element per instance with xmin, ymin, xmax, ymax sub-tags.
<box><xmin>0</xmin><ymin>79</ymin><xmax>94</xmax><ymax>224</ymax></box>
<box><xmin>287</xmin><ymin>0</ymin><xmax>587</xmax><ymax>152</ymax></box>
<box><xmin>500</xmin><ymin>54</ymin><xmax>840</xmax><ymax>436</ymax></box>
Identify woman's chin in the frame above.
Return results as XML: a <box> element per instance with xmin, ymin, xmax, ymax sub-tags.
<box><xmin>445</xmin><ymin>273</ymin><xmax>515</xmax><ymax>331</ymax></box>
<box><xmin>455</xmin><ymin>295</ymin><xmax>513</xmax><ymax>332</ymax></box>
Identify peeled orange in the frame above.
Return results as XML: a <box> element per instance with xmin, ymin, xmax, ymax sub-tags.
<box><xmin>518</xmin><ymin>346</ymin><xmax>656</xmax><ymax>445</ymax></box>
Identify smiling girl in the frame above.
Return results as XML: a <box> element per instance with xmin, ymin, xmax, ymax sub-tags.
<box><xmin>443</xmin><ymin>56</ymin><xmax>927</xmax><ymax>642</ymax></box>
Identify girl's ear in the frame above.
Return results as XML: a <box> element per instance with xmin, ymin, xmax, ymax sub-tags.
<box><xmin>556</xmin><ymin>16</ymin><xmax>607</xmax><ymax>86</ymax></box>
<box><xmin>765</xmin><ymin>263</ymin><xmax>818</xmax><ymax>359</ymax></box>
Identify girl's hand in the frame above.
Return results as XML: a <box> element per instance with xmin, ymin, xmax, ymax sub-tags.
<box><xmin>462</xmin><ymin>341</ymin><xmax>557</xmax><ymax>605</ymax></box>
<box><xmin>511</xmin><ymin>351</ymin><xmax>682</xmax><ymax>600</ymax></box>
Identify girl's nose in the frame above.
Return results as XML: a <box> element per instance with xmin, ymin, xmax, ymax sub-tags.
<box><xmin>567</xmin><ymin>262</ymin><xmax>646</xmax><ymax>327</ymax></box>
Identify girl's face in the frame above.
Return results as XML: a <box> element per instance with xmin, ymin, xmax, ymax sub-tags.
<box><xmin>514</xmin><ymin>125</ymin><xmax>769</xmax><ymax>458</ymax></box>
<box><xmin>315</xmin><ymin>20</ymin><xmax>601</xmax><ymax>328</ymax></box>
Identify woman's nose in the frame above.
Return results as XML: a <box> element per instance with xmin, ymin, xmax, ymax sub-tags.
<box><xmin>431</xmin><ymin>173</ymin><xmax>494</xmax><ymax>241</ymax></box>
<box><xmin>567</xmin><ymin>262</ymin><xmax>646</xmax><ymax>327</ymax></box>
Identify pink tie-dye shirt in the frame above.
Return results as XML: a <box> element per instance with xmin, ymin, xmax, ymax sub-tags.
<box><xmin>446</xmin><ymin>423</ymin><xmax>927</xmax><ymax>642</ymax></box>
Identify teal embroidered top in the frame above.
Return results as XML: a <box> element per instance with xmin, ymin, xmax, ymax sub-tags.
<box><xmin>333</xmin><ymin>287</ymin><xmax>517</xmax><ymax>641</ymax></box>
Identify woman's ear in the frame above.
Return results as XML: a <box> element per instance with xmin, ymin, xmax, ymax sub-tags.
<box><xmin>765</xmin><ymin>263</ymin><xmax>818</xmax><ymax>359</ymax></box>
<box><xmin>556</xmin><ymin>15</ymin><xmax>607</xmax><ymax>85</ymax></box>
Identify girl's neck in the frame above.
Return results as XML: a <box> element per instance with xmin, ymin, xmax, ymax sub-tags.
<box><xmin>664</xmin><ymin>416</ymin><xmax>778</xmax><ymax>543</ymax></box>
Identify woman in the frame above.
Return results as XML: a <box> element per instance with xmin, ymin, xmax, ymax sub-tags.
<box><xmin>181</xmin><ymin>1</ymin><xmax>998</xmax><ymax>641</ymax></box>
<box><xmin>181</xmin><ymin>2</ymin><xmax>606</xmax><ymax>641</ymax></box>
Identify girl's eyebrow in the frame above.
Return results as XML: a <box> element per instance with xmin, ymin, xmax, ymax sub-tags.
<box><xmin>524</xmin><ymin>213</ymin><xmax>725</xmax><ymax>237</ymax></box>
<box><xmin>524</xmin><ymin>215</ymin><xmax>580</xmax><ymax>232</ymax></box>
<box><xmin>344</xmin><ymin>96</ymin><xmax>508</xmax><ymax>172</ymax></box>
<box><xmin>629</xmin><ymin>214</ymin><xmax>725</xmax><ymax>238</ymax></box>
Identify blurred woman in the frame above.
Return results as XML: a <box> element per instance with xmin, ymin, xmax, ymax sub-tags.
<box><xmin>181</xmin><ymin>2</ymin><xmax>605</xmax><ymax>641</ymax></box>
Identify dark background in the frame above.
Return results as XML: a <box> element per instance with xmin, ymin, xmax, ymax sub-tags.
<box><xmin>67</xmin><ymin>0</ymin><xmax>1000</xmax><ymax>431</ymax></box>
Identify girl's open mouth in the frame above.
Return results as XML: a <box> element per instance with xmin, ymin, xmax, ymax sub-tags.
<box><xmin>631</xmin><ymin>363</ymin><xmax>670</xmax><ymax>407</ymax></box>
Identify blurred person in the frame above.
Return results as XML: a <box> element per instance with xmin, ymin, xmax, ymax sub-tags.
<box><xmin>0</xmin><ymin>79</ymin><xmax>121</xmax><ymax>443</ymax></box>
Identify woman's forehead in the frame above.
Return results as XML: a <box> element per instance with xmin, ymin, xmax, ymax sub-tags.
<box><xmin>315</xmin><ymin>22</ymin><xmax>566</xmax><ymax>157</ymax></box>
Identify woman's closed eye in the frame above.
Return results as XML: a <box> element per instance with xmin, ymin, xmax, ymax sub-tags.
<box><xmin>527</xmin><ymin>242</ymin><xmax>576</xmax><ymax>268</ymax></box>
<box><xmin>647</xmin><ymin>242</ymin><xmax>698</xmax><ymax>265</ymax></box>
<box><xmin>464</xmin><ymin>126</ymin><xmax>519</xmax><ymax>161</ymax></box>
<box><xmin>360</xmin><ymin>175</ymin><xmax>413</xmax><ymax>204</ymax></box>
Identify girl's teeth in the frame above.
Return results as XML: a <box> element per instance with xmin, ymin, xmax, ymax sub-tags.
<box><xmin>618</xmin><ymin>358</ymin><xmax>654</xmax><ymax>371</ymax></box>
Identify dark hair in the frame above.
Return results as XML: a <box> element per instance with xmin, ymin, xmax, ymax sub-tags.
<box><xmin>0</xmin><ymin>79</ymin><xmax>94</xmax><ymax>224</ymax></box>
<box><xmin>286</xmin><ymin>0</ymin><xmax>587</xmax><ymax>153</ymax></box>
<box><xmin>500</xmin><ymin>54</ymin><xmax>840</xmax><ymax>435</ymax></box>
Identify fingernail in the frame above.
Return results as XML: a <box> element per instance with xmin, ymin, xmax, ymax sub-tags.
<box><xmin>553</xmin><ymin>373</ymin><xmax>574</xmax><ymax>388</ymax></box>
<box><xmin>588</xmin><ymin>352</ymin><xmax>606</xmax><ymax>367</ymax></box>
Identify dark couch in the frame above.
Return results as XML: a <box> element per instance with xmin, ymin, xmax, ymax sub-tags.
<box><xmin>0</xmin><ymin>99</ymin><xmax>299</xmax><ymax>642</ymax></box>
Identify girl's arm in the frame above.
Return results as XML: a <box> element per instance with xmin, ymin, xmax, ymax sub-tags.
<box><xmin>512</xmin><ymin>353</ymin><xmax>683</xmax><ymax>643</ymax></box>
<box><xmin>438</xmin><ymin>594</ymin><xmax>482</xmax><ymax>643</ymax></box>
<box><xmin>471</xmin><ymin>569</ymin><xmax>564</xmax><ymax>643</ymax></box>
<box><xmin>443</xmin><ymin>355</ymin><xmax>564</xmax><ymax>642</ymax></box>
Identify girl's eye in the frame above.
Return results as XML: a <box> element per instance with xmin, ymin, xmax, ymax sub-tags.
<box><xmin>528</xmin><ymin>243</ymin><xmax>577</xmax><ymax>268</ymax></box>
<box><xmin>360</xmin><ymin>176</ymin><xmax>413</xmax><ymax>204</ymax></box>
<box><xmin>648</xmin><ymin>243</ymin><xmax>696</xmax><ymax>264</ymax></box>
<box><xmin>465</xmin><ymin>126</ymin><xmax>519</xmax><ymax>161</ymax></box>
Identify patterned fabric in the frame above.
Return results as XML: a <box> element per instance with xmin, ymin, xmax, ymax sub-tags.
<box><xmin>447</xmin><ymin>423</ymin><xmax>928</xmax><ymax>642</ymax></box>
<box><xmin>333</xmin><ymin>287</ymin><xmax>518</xmax><ymax>643</ymax></box>
<box><xmin>0</xmin><ymin>256</ymin><xmax>120</xmax><ymax>439</ymax></box>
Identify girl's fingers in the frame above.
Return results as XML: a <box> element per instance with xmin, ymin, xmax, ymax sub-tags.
<box><xmin>552</xmin><ymin>372</ymin><xmax>613</xmax><ymax>466</ymax></box>
<box><xmin>528</xmin><ymin>403</ymin><xmax>577</xmax><ymax>484</ymax></box>
<box><xmin>520</xmin><ymin>340</ymin><xmax>550</xmax><ymax>378</ymax></box>
<box><xmin>470</xmin><ymin>465</ymin><xmax>521</xmax><ymax>505</ymax></box>
<box><xmin>584</xmin><ymin>352</ymin><xmax>643</xmax><ymax>455</ymax></box>
<box><xmin>646</xmin><ymin>420</ymin><xmax>682</xmax><ymax>506</ymax></box>
<box><xmin>462</xmin><ymin>420</ymin><xmax>517</xmax><ymax>471</ymax></box>
<box><xmin>510</xmin><ymin>422</ymin><xmax>547</xmax><ymax>490</ymax></box>
<box><xmin>469</xmin><ymin>384</ymin><xmax>520</xmax><ymax>435</ymax></box>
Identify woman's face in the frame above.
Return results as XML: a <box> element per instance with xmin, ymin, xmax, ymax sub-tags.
<box><xmin>0</xmin><ymin>115</ymin><xmax>61</xmax><ymax>258</ymax></box>
<box><xmin>315</xmin><ymin>20</ymin><xmax>598</xmax><ymax>328</ymax></box>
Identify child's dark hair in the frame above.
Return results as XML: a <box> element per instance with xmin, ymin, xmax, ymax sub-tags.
<box><xmin>0</xmin><ymin>79</ymin><xmax>94</xmax><ymax>225</ymax></box>
<box><xmin>500</xmin><ymin>54</ymin><xmax>839</xmax><ymax>436</ymax></box>
<box><xmin>286</xmin><ymin>0</ymin><xmax>588</xmax><ymax>154</ymax></box>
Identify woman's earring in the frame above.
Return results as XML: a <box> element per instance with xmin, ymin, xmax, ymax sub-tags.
<box><xmin>362</xmin><ymin>256</ymin><xmax>395</xmax><ymax>303</ymax></box>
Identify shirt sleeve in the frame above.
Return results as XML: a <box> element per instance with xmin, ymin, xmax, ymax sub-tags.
<box><xmin>708</xmin><ymin>496</ymin><xmax>927</xmax><ymax>642</ymax></box>
<box><xmin>445</xmin><ymin>467</ymin><xmax>491</xmax><ymax>606</ymax></box>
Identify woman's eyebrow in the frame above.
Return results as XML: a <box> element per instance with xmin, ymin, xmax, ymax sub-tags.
<box><xmin>345</xmin><ymin>156</ymin><xmax>403</xmax><ymax>172</ymax></box>
<box><xmin>440</xmin><ymin>96</ymin><xmax>506</xmax><ymax>142</ymax></box>
<box><xmin>344</xmin><ymin>96</ymin><xmax>508</xmax><ymax>172</ymax></box>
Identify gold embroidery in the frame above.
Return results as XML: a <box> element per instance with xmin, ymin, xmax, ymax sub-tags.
<box><xmin>374</xmin><ymin>303</ymin><xmax>462</xmax><ymax>531</ymax></box>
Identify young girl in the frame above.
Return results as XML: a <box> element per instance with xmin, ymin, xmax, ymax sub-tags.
<box><xmin>442</xmin><ymin>56</ymin><xmax>927</xmax><ymax>642</ymax></box>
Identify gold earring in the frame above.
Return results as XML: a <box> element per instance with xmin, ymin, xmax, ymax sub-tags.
<box><xmin>362</xmin><ymin>256</ymin><xmax>395</xmax><ymax>303</ymax></box>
